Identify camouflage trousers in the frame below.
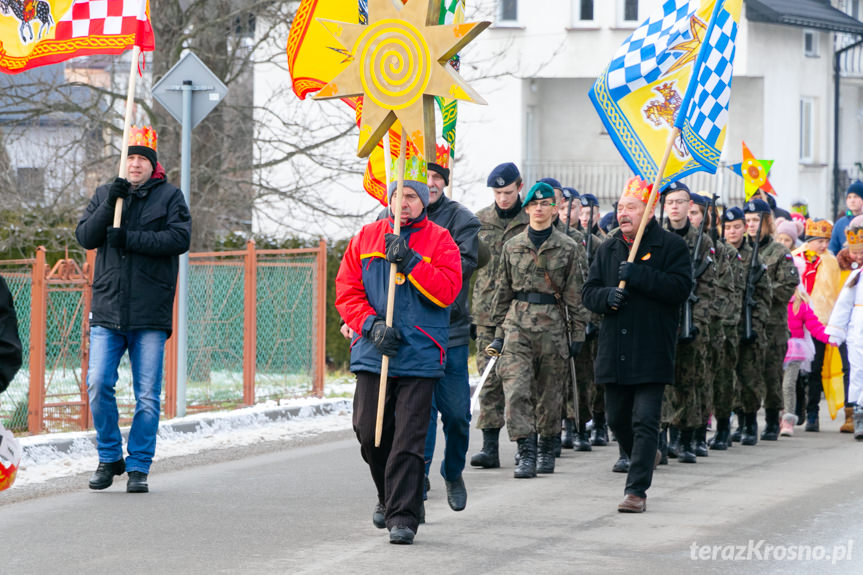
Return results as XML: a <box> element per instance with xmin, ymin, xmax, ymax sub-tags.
<box><xmin>699</xmin><ymin>320</ymin><xmax>725</xmax><ymax>419</ymax></box>
<box><xmin>498</xmin><ymin>327</ymin><xmax>568</xmax><ymax>440</ymax></box>
<box><xmin>474</xmin><ymin>325</ymin><xmax>505</xmax><ymax>430</ymax></box>
<box><xmin>661</xmin><ymin>338</ymin><xmax>707</xmax><ymax>429</ymax></box>
<box><xmin>736</xmin><ymin>338</ymin><xmax>765</xmax><ymax>413</ymax></box>
<box><xmin>565</xmin><ymin>336</ymin><xmax>598</xmax><ymax>425</ymax></box>
<box><xmin>763</xmin><ymin>322</ymin><xmax>789</xmax><ymax>411</ymax></box>
<box><xmin>712</xmin><ymin>324</ymin><xmax>739</xmax><ymax>419</ymax></box>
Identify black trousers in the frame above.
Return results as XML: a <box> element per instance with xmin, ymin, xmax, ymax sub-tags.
<box><xmin>605</xmin><ymin>382</ymin><xmax>665</xmax><ymax>499</ymax></box>
<box><xmin>806</xmin><ymin>340</ymin><xmax>827</xmax><ymax>415</ymax></box>
<box><xmin>353</xmin><ymin>371</ymin><xmax>435</xmax><ymax>531</ymax></box>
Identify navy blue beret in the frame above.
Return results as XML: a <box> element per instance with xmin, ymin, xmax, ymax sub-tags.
<box><xmin>723</xmin><ymin>206</ymin><xmax>745</xmax><ymax>222</ymax></box>
<box><xmin>580</xmin><ymin>193</ymin><xmax>599</xmax><ymax>207</ymax></box>
<box><xmin>487</xmin><ymin>162</ymin><xmax>520</xmax><ymax>188</ymax></box>
<box><xmin>743</xmin><ymin>199</ymin><xmax>771</xmax><ymax>214</ymax></box>
<box><xmin>539</xmin><ymin>177</ymin><xmax>562</xmax><ymax>190</ymax></box>
<box><xmin>660</xmin><ymin>180</ymin><xmax>690</xmax><ymax>196</ymax></box>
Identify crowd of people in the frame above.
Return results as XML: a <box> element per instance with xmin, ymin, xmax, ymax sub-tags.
<box><xmin>336</xmin><ymin>159</ymin><xmax>863</xmax><ymax>544</ymax></box>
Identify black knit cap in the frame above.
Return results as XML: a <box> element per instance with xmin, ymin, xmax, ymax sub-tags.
<box><xmin>427</xmin><ymin>162</ymin><xmax>449</xmax><ymax>186</ymax></box>
<box><xmin>128</xmin><ymin>145</ymin><xmax>157</xmax><ymax>171</ymax></box>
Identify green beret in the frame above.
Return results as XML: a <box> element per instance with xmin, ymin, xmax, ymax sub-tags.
<box><xmin>523</xmin><ymin>181</ymin><xmax>556</xmax><ymax>204</ymax></box>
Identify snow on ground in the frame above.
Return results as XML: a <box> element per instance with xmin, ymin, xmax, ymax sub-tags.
<box><xmin>9</xmin><ymin>376</ymin><xmax>358</xmax><ymax>489</ymax></box>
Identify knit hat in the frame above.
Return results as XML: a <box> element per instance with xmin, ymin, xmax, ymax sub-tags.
<box><xmin>388</xmin><ymin>180</ymin><xmax>429</xmax><ymax>208</ymax></box>
<box><xmin>847</xmin><ymin>180</ymin><xmax>863</xmax><ymax>199</ymax></box>
<box><xmin>127</xmin><ymin>125</ymin><xmax>158</xmax><ymax>171</ymax></box>
<box><xmin>427</xmin><ymin>162</ymin><xmax>449</xmax><ymax>186</ymax></box>
<box><xmin>775</xmin><ymin>220</ymin><xmax>799</xmax><ymax>244</ymax></box>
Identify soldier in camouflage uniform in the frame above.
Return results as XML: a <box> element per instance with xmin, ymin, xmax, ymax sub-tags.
<box><xmin>469</xmin><ymin>163</ymin><xmax>529</xmax><ymax>469</ymax></box>
<box><xmin>659</xmin><ymin>182</ymin><xmax>715</xmax><ymax>464</ymax></box>
<box><xmin>708</xmin><ymin>207</ymin><xmax>745</xmax><ymax>450</ymax></box>
<box><xmin>748</xmin><ymin>202</ymin><xmax>799</xmax><ymax>441</ymax></box>
<box><xmin>488</xmin><ymin>181</ymin><xmax>588</xmax><ymax>478</ymax></box>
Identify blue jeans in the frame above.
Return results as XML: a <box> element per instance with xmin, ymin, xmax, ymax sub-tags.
<box><xmin>87</xmin><ymin>326</ymin><xmax>167</xmax><ymax>474</ymax></box>
<box><xmin>423</xmin><ymin>344</ymin><xmax>471</xmax><ymax>497</ymax></box>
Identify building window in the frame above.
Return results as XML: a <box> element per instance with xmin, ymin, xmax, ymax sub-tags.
<box><xmin>572</xmin><ymin>0</ymin><xmax>594</xmax><ymax>24</ymax></box>
<box><xmin>617</xmin><ymin>0</ymin><xmax>639</xmax><ymax>27</ymax></box>
<box><xmin>499</xmin><ymin>0</ymin><xmax>517</xmax><ymax>23</ymax></box>
<box><xmin>800</xmin><ymin>98</ymin><xmax>815</xmax><ymax>163</ymax></box>
<box><xmin>804</xmin><ymin>30</ymin><xmax>819</xmax><ymax>57</ymax></box>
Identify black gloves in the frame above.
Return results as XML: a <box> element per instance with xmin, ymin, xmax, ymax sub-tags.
<box><xmin>384</xmin><ymin>233</ymin><xmax>414</xmax><ymax>273</ymax></box>
<box><xmin>363</xmin><ymin>318</ymin><xmax>402</xmax><ymax>357</ymax></box>
<box><xmin>107</xmin><ymin>177</ymin><xmax>131</xmax><ymax>207</ymax></box>
<box><xmin>485</xmin><ymin>338</ymin><xmax>503</xmax><ymax>357</ymax></box>
<box><xmin>106</xmin><ymin>227</ymin><xmax>127</xmax><ymax>249</ymax></box>
<box><xmin>470</xmin><ymin>323</ymin><xmax>477</xmax><ymax>341</ymax></box>
<box><xmin>606</xmin><ymin>288</ymin><xmax>628</xmax><ymax>312</ymax></box>
<box><xmin>618</xmin><ymin>261</ymin><xmax>635</xmax><ymax>283</ymax></box>
<box><xmin>569</xmin><ymin>341</ymin><xmax>582</xmax><ymax>358</ymax></box>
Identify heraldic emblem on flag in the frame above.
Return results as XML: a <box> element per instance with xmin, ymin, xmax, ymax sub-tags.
<box><xmin>0</xmin><ymin>0</ymin><xmax>154</xmax><ymax>74</ymax></box>
<box><xmin>589</xmin><ymin>0</ymin><xmax>742</xmax><ymax>189</ymax></box>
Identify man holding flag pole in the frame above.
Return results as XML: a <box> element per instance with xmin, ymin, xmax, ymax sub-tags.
<box><xmin>587</xmin><ymin>0</ymin><xmax>742</xmax><ymax>511</ymax></box>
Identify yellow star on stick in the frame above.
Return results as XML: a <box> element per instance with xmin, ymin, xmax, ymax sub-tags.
<box><xmin>313</xmin><ymin>0</ymin><xmax>489</xmax><ymax>159</ymax></box>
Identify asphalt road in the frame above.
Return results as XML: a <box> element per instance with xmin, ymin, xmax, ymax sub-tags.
<box><xmin>3</xmin><ymin>405</ymin><xmax>862</xmax><ymax>575</ymax></box>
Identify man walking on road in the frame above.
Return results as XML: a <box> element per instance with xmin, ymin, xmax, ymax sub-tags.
<box><xmin>76</xmin><ymin>126</ymin><xmax>191</xmax><ymax>494</ymax></box>
<box><xmin>582</xmin><ymin>177</ymin><xmax>690</xmax><ymax>513</ymax></box>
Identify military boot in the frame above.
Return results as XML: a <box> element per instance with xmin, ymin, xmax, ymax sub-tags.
<box><xmin>694</xmin><ymin>426</ymin><xmax>709</xmax><ymax>457</ymax></box>
<box><xmin>536</xmin><ymin>435</ymin><xmax>556</xmax><ymax>474</ymax></box>
<box><xmin>513</xmin><ymin>434</ymin><xmax>537</xmax><ymax>479</ymax></box>
<box><xmin>761</xmin><ymin>409</ymin><xmax>780</xmax><ymax>441</ymax></box>
<box><xmin>709</xmin><ymin>417</ymin><xmax>730</xmax><ymax>451</ymax></box>
<box><xmin>552</xmin><ymin>433</ymin><xmax>562</xmax><ymax>458</ymax></box>
<box><xmin>561</xmin><ymin>419</ymin><xmax>575</xmax><ymax>449</ymax></box>
<box><xmin>731</xmin><ymin>412</ymin><xmax>744</xmax><ymax>443</ymax></box>
<box><xmin>590</xmin><ymin>412</ymin><xmax>609</xmax><ymax>446</ymax></box>
<box><xmin>470</xmin><ymin>428</ymin><xmax>501</xmax><ymax>468</ymax></box>
<box><xmin>741</xmin><ymin>412</ymin><xmax>758</xmax><ymax>445</ymax></box>
<box><xmin>573</xmin><ymin>422</ymin><xmax>592</xmax><ymax>452</ymax></box>
<box><xmin>658</xmin><ymin>426</ymin><xmax>669</xmax><ymax>465</ymax></box>
<box><xmin>666</xmin><ymin>426</ymin><xmax>680</xmax><ymax>459</ymax></box>
<box><xmin>677</xmin><ymin>428</ymin><xmax>697</xmax><ymax>463</ymax></box>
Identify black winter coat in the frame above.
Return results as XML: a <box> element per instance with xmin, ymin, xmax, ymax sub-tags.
<box><xmin>378</xmin><ymin>195</ymin><xmax>480</xmax><ymax>348</ymax></box>
<box><xmin>582</xmin><ymin>218</ymin><xmax>691</xmax><ymax>386</ymax></box>
<box><xmin>75</xmin><ymin>176</ymin><xmax>191</xmax><ymax>336</ymax></box>
<box><xmin>0</xmin><ymin>275</ymin><xmax>22</xmax><ymax>393</ymax></box>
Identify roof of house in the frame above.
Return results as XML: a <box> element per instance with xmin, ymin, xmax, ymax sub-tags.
<box><xmin>746</xmin><ymin>0</ymin><xmax>863</xmax><ymax>36</ymax></box>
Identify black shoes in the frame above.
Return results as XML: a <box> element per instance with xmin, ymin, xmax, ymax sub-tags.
<box><xmin>678</xmin><ymin>429</ymin><xmax>697</xmax><ymax>463</ymax></box>
<box><xmin>126</xmin><ymin>471</ymin><xmax>149</xmax><ymax>493</ymax></box>
<box><xmin>694</xmin><ymin>426</ymin><xmax>709</xmax><ymax>457</ymax></box>
<box><xmin>470</xmin><ymin>428</ymin><xmax>501</xmax><ymax>469</ymax></box>
<box><xmin>444</xmin><ymin>476</ymin><xmax>467</xmax><ymax>511</ymax></box>
<box><xmin>573</xmin><ymin>427</ymin><xmax>593</xmax><ymax>452</ymax></box>
<box><xmin>389</xmin><ymin>525</ymin><xmax>415</xmax><ymax>545</ymax></box>
<box><xmin>513</xmin><ymin>435</ymin><xmax>537</xmax><ymax>478</ymax></box>
<box><xmin>612</xmin><ymin>455</ymin><xmax>630</xmax><ymax>473</ymax></box>
<box><xmin>741</xmin><ymin>412</ymin><xmax>758</xmax><ymax>446</ymax></box>
<box><xmin>89</xmin><ymin>459</ymin><xmax>125</xmax><ymax>490</ymax></box>
<box><xmin>373</xmin><ymin>502</ymin><xmax>386</xmax><ymax>529</ymax></box>
<box><xmin>805</xmin><ymin>412</ymin><xmax>820</xmax><ymax>432</ymax></box>
<box><xmin>590</xmin><ymin>413</ymin><xmax>609</xmax><ymax>446</ymax></box>
<box><xmin>761</xmin><ymin>409</ymin><xmax>780</xmax><ymax>441</ymax></box>
<box><xmin>561</xmin><ymin>419</ymin><xmax>575</xmax><ymax>449</ymax></box>
<box><xmin>536</xmin><ymin>435</ymin><xmax>555</xmax><ymax>474</ymax></box>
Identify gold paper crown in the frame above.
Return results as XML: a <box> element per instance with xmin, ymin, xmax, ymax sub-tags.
<box><xmin>805</xmin><ymin>219</ymin><xmax>832</xmax><ymax>239</ymax></box>
<box><xmin>847</xmin><ymin>227</ymin><xmax>863</xmax><ymax>252</ymax></box>
<box><xmin>128</xmin><ymin>125</ymin><xmax>158</xmax><ymax>151</ymax></box>
<box><xmin>621</xmin><ymin>176</ymin><xmax>652</xmax><ymax>204</ymax></box>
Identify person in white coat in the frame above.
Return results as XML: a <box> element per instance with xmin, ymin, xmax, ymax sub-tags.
<box><xmin>826</xmin><ymin>216</ymin><xmax>863</xmax><ymax>439</ymax></box>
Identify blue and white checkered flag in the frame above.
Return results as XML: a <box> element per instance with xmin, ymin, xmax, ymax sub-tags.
<box><xmin>589</xmin><ymin>0</ymin><xmax>742</xmax><ymax>189</ymax></box>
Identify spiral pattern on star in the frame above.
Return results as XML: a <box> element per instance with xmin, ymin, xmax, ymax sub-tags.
<box><xmin>359</xmin><ymin>19</ymin><xmax>431</xmax><ymax>111</ymax></box>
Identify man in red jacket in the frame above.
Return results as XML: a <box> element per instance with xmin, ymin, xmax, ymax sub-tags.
<box><xmin>336</xmin><ymin>173</ymin><xmax>462</xmax><ymax>545</ymax></box>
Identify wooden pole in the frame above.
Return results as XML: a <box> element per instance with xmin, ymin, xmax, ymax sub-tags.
<box><xmin>618</xmin><ymin>126</ymin><xmax>680</xmax><ymax>289</ymax></box>
<box><xmin>446</xmin><ymin>153</ymin><xmax>454</xmax><ymax>199</ymax></box>
<box><xmin>374</xmin><ymin>128</ymin><xmax>407</xmax><ymax>447</ymax></box>
<box><xmin>113</xmin><ymin>45</ymin><xmax>141</xmax><ymax>228</ymax></box>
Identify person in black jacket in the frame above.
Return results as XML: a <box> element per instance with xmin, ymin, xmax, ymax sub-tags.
<box><xmin>582</xmin><ymin>176</ymin><xmax>690</xmax><ymax>513</ymax></box>
<box><xmin>75</xmin><ymin>126</ymin><xmax>191</xmax><ymax>494</ymax></box>
<box><xmin>0</xmin><ymin>274</ymin><xmax>22</xmax><ymax>395</ymax></box>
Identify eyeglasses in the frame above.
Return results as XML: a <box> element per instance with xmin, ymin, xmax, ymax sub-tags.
<box><xmin>531</xmin><ymin>201</ymin><xmax>556</xmax><ymax>208</ymax></box>
<box><xmin>665</xmin><ymin>199</ymin><xmax>690</xmax><ymax>206</ymax></box>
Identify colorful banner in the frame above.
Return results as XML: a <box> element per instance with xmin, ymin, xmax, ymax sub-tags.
<box><xmin>0</xmin><ymin>0</ymin><xmax>154</xmax><ymax>74</ymax></box>
<box><xmin>589</xmin><ymin>0</ymin><xmax>742</xmax><ymax>189</ymax></box>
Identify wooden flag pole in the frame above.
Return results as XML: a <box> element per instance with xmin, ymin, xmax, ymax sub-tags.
<box><xmin>618</xmin><ymin>126</ymin><xmax>680</xmax><ymax>289</ymax></box>
<box><xmin>113</xmin><ymin>45</ymin><xmax>142</xmax><ymax>228</ymax></box>
<box><xmin>375</xmin><ymin>127</ymin><xmax>408</xmax><ymax>447</ymax></box>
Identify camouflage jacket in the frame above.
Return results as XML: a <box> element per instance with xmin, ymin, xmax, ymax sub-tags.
<box><xmin>471</xmin><ymin>203</ymin><xmax>529</xmax><ymax>326</ymax></box>
<box><xmin>758</xmin><ymin>237</ymin><xmax>800</xmax><ymax>325</ymax></box>
<box><xmin>492</xmin><ymin>227</ymin><xmax>589</xmax><ymax>340</ymax></box>
<box><xmin>712</xmin><ymin>240</ymin><xmax>742</xmax><ymax>326</ymax></box>
<box><xmin>734</xmin><ymin>239</ymin><xmax>773</xmax><ymax>339</ymax></box>
<box><xmin>667</xmin><ymin>221</ymin><xmax>715</xmax><ymax>331</ymax></box>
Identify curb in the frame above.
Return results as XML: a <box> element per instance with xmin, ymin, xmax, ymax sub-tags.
<box><xmin>21</xmin><ymin>399</ymin><xmax>353</xmax><ymax>457</ymax></box>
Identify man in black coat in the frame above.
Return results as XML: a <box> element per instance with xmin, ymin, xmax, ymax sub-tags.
<box><xmin>75</xmin><ymin>126</ymin><xmax>191</xmax><ymax>494</ymax></box>
<box><xmin>582</xmin><ymin>176</ymin><xmax>690</xmax><ymax>513</ymax></box>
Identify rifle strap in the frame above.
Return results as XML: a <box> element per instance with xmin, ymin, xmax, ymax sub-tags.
<box><xmin>529</xmin><ymin>248</ymin><xmax>569</xmax><ymax>330</ymax></box>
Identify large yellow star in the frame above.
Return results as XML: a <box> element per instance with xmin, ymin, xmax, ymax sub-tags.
<box><xmin>665</xmin><ymin>14</ymin><xmax>708</xmax><ymax>76</ymax></box>
<box><xmin>313</xmin><ymin>0</ymin><xmax>488</xmax><ymax>159</ymax></box>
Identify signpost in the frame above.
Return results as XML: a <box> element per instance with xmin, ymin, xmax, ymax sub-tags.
<box><xmin>153</xmin><ymin>51</ymin><xmax>228</xmax><ymax>417</ymax></box>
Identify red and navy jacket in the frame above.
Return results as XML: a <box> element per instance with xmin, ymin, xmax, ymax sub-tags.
<box><xmin>335</xmin><ymin>215</ymin><xmax>462</xmax><ymax>378</ymax></box>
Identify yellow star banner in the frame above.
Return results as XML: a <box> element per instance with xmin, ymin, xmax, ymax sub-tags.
<box><xmin>729</xmin><ymin>140</ymin><xmax>775</xmax><ymax>200</ymax></box>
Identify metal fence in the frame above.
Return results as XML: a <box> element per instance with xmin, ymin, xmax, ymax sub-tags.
<box><xmin>0</xmin><ymin>241</ymin><xmax>327</xmax><ymax>434</ymax></box>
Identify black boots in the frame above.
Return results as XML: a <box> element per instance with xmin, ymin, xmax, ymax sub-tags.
<box><xmin>89</xmin><ymin>459</ymin><xmax>125</xmax><ymax>490</ymax></box>
<box><xmin>552</xmin><ymin>433</ymin><xmax>562</xmax><ymax>458</ymax></box>
<box><xmin>740</xmin><ymin>412</ymin><xmax>758</xmax><ymax>445</ymax></box>
<box><xmin>536</xmin><ymin>435</ymin><xmax>555</xmax><ymax>474</ymax></box>
<box><xmin>590</xmin><ymin>412</ymin><xmax>609</xmax><ymax>446</ymax></box>
<box><xmin>514</xmin><ymin>434</ymin><xmax>538</xmax><ymax>478</ymax></box>
<box><xmin>666</xmin><ymin>426</ymin><xmax>680</xmax><ymax>459</ymax></box>
<box><xmin>573</xmin><ymin>422</ymin><xmax>592</xmax><ymax>452</ymax></box>
<box><xmin>678</xmin><ymin>428</ymin><xmax>696</xmax><ymax>463</ymax></box>
<box><xmin>561</xmin><ymin>419</ymin><xmax>575</xmax><ymax>449</ymax></box>
<box><xmin>709</xmin><ymin>416</ymin><xmax>730</xmax><ymax>451</ymax></box>
<box><xmin>470</xmin><ymin>428</ymin><xmax>501</xmax><ymax>468</ymax></box>
<box><xmin>694</xmin><ymin>426</ymin><xmax>709</xmax><ymax>457</ymax></box>
<box><xmin>612</xmin><ymin>443</ymin><xmax>630</xmax><ymax>473</ymax></box>
<box><xmin>658</xmin><ymin>426</ymin><xmax>668</xmax><ymax>465</ymax></box>
<box><xmin>126</xmin><ymin>471</ymin><xmax>149</xmax><ymax>493</ymax></box>
<box><xmin>805</xmin><ymin>411</ymin><xmax>820</xmax><ymax>432</ymax></box>
<box><xmin>444</xmin><ymin>476</ymin><xmax>467</xmax><ymax>511</ymax></box>
<box><xmin>761</xmin><ymin>409</ymin><xmax>780</xmax><ymax>441</ymax></box>
<box><xmin>731</xmin><ymin>412</ymin><xmax>744</xmax><ymax>443</ymax></box>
